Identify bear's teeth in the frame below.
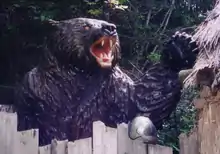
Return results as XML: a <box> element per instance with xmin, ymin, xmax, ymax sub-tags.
<box><xmin>110</xmin><ymin>40</ymin><xmax>113</xmax><ymax>47</ymax></box>
<box><xmin>101</xmin><ymin>40</ymin><xmax>104</xmax><ymax>46</ymax></box>
<box><xmin>107</xmin><ymin>52</ymin><xmax>112</xmax><ymax>58</ymax></box>
<box><xmin>100</xmin><ymin>53</ymin><xmax>104</xmax><ymax>59</ymax></box>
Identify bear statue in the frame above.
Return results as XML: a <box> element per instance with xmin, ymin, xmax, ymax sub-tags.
<box><xmin>14</xmin><ymin>18</ymin><xmax>198</xmax><ymax>146</ymax></box>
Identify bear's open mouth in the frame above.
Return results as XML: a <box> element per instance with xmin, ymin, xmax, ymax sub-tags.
<box><xmin>90</xmin><ymin>36</ymin><xmax>116</xmax><ymax>68</ymax></box>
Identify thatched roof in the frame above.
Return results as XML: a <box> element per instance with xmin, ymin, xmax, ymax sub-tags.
<box><xmin>184</xmin><ymin>0</ymin><xmax>220</xmax><ymax>87</ymax></box>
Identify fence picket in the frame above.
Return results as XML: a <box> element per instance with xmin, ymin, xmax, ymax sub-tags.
<box><xmin>93</xmin><ymin>121</ymin><xmax>118</xmax><ymax>154</ymax></box>
<box><xmin>148</xmin><ymin>144</ymin><xmax>173</xmax><ymax>154</ymax></box>
<box><xmin>67</xmin><ymin>138</ymin><xmax>92</xmax><ymax>154</ymax></box>
<box><xmin>38</xmin><ymin>145</ymin><xmax>51</xmax><ymax>154</ymax></box>
<box><xmin>93</xmin><ymin>121</ymin><xmax>106</xmax><ymax>154</ymax></box>
<box><xmin>17</xmin><ymin>129</ymin><xmax>39</xmax><ymax>154</ymax></box>
<box><xmin>117</xmin><ymin>123</ymin><xmax>134</xmax><ymax>154</ymax></box>
<box><xmin>0</xmin><ymin>112</ymin><xmax>17</xmax><ymax>154</ymax></box>
<box><xmin>51</xmin><ymin>139</ymin><xmax>68</xmax><ymax>154</ymax></box>
<box><xmin>179</xmin><ymin>131</ymin><xmax>198</xmax><ymax>154</ymax></box>
<box><xmin>132</xmin><ymin>140</ymin><xmax>147</xmax><ymax>154</ymax></box>
<box><xmin>103</xmin><ymin>127</ymin><xmax>117</xmax><ymax>154</ymax></box>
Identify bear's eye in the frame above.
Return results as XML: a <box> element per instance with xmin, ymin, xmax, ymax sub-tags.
<box><xmin>83</xmin><ymin>24</ymin><xmax>91</xmax><ymax>30</ymax></box>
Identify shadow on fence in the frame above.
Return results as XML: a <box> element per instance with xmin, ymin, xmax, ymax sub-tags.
<box><xmin>0</xmin><ymin>111</ymin><xmax>173</xmax><ymax>154</ymax></box>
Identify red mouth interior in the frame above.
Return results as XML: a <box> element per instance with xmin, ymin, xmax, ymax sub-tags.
<box><xmin>90</xmin><ymin>36</ymin><xmax>116</xmax><ymax>62</ymax></box>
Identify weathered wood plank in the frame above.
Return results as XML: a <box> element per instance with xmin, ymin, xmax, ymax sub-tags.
<box><xmin>117</xmin><ymin>123</ymin><xmax>147</xmax><ymax>154</ymax></box>
<box><xmin>93</xmin><ymin>121</ymin><xmax>106</xmax><ymax>154</ymax></box>
<box><xmin>68</xmin><ymin>138</ymin><xmax>92</xmax><ymax>154</ymax></box>
<box><xmin>148</xmin><ymin>144</ymin><xmax>173</xmax><ymax>154</ymax></box>
<box><xmin>179</xmin><ymin>133</ymin><xmax>187</xmax><ymax>154</ymax></box>
<box><xmin>93</xmin><ymin>121</ymin><xmax>118</xmax><ymax>154</ymax></box>
<box><xmin>51</xmin><ymin>139</ymin><xmax>68</xmax><ymax>154</ymax></box>
<box><xmin>38</xmin><ymin>145</ymin><xmax>51</xmax><ymax>154</ymax></box>
<box><xmin>132</xmin><ymin>140</ymin><xmax>147</xmax><ymax>154</ymax></box>
<box><xmin>0</xmin><ymin>112</ymin><xmax>18</xmax><ymax>154</ymax></box>
<box><xmin>179</xmin><ymin>129</ymin><xmax>198</xmax><ymax>154</ymax></box>
<box><xmin>103</xmin><ymin>126</ymin><xmax>117</xmax><ymax>154</ymax></box>
<box><xmin>17</xmin><ymin>129</ymin><xmax>39</xmax><ymax>154</ymax></box>
<box><xmin>117</xmin><ymin>123</ymin><xmax>134</xmax><ymax>154</ymax></box>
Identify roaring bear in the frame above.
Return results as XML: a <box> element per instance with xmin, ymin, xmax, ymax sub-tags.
<box><xmin>14</xmin><ymin>18</ymin><xmax>198</xmax><ymax>146</ymax></box>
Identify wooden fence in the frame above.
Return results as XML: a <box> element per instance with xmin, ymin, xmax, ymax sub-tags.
<box><xmin>0</xmin><ymin>111</ymin><xmax>173</xmax><ymax>154</ymax></box>
<box><xmin>179</xmin><ymin>129</ymin><xmax>199</xmax><ymax>154</ymax></box>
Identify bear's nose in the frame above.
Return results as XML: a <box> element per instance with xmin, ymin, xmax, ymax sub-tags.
<box><xmin>101</xmin><ymin>23</ymin><xmax>117</xmax><ymax>36</ymax></box>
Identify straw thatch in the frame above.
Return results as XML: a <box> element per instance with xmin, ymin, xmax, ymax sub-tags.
<box><xmin>184</xmin><ymin>0</ymin><xmax>220</xmax><ymax>87</ymax></box>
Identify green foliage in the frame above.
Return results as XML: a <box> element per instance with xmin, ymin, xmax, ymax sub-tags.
<box><xmin>147</xmin><ymin>52</ymin><xmax>161</xmax><ymax>63</ymax></box>
<box><xmin>88</xmin><ymin>9</ymin><xmax>102</xmax><ymax>16</ymax></box>
<box><xmin>118</xmin><ymin>0</ymin><xmax>127</xmax><ymax>4</ymax></box>
<box><xmin>158</xmin><ymin>87</ymin><xmax>199</xmax><ymax>153</ymax></box>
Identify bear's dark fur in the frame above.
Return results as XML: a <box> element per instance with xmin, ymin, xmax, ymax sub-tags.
<box><xmin>14</xmin><ymin>18</ymin><xmax>198</xmax><ymax>146</ymax></box>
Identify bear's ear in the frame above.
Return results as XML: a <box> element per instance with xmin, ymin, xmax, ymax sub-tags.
<box><xmin>47</xmin><ymin>19</ymin><xmax>59</xmax><ymax>26</ymax></box>
<box><xmin>43</xmin><ymin>19</ymin><xmax>59</xmax><ymax>27</ymax></box>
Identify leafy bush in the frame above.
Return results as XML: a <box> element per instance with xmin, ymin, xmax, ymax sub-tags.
<box><xmin>158</xmin><ymin>87</ymin><xmax>199</xmax><ymax>153</ymax></box>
